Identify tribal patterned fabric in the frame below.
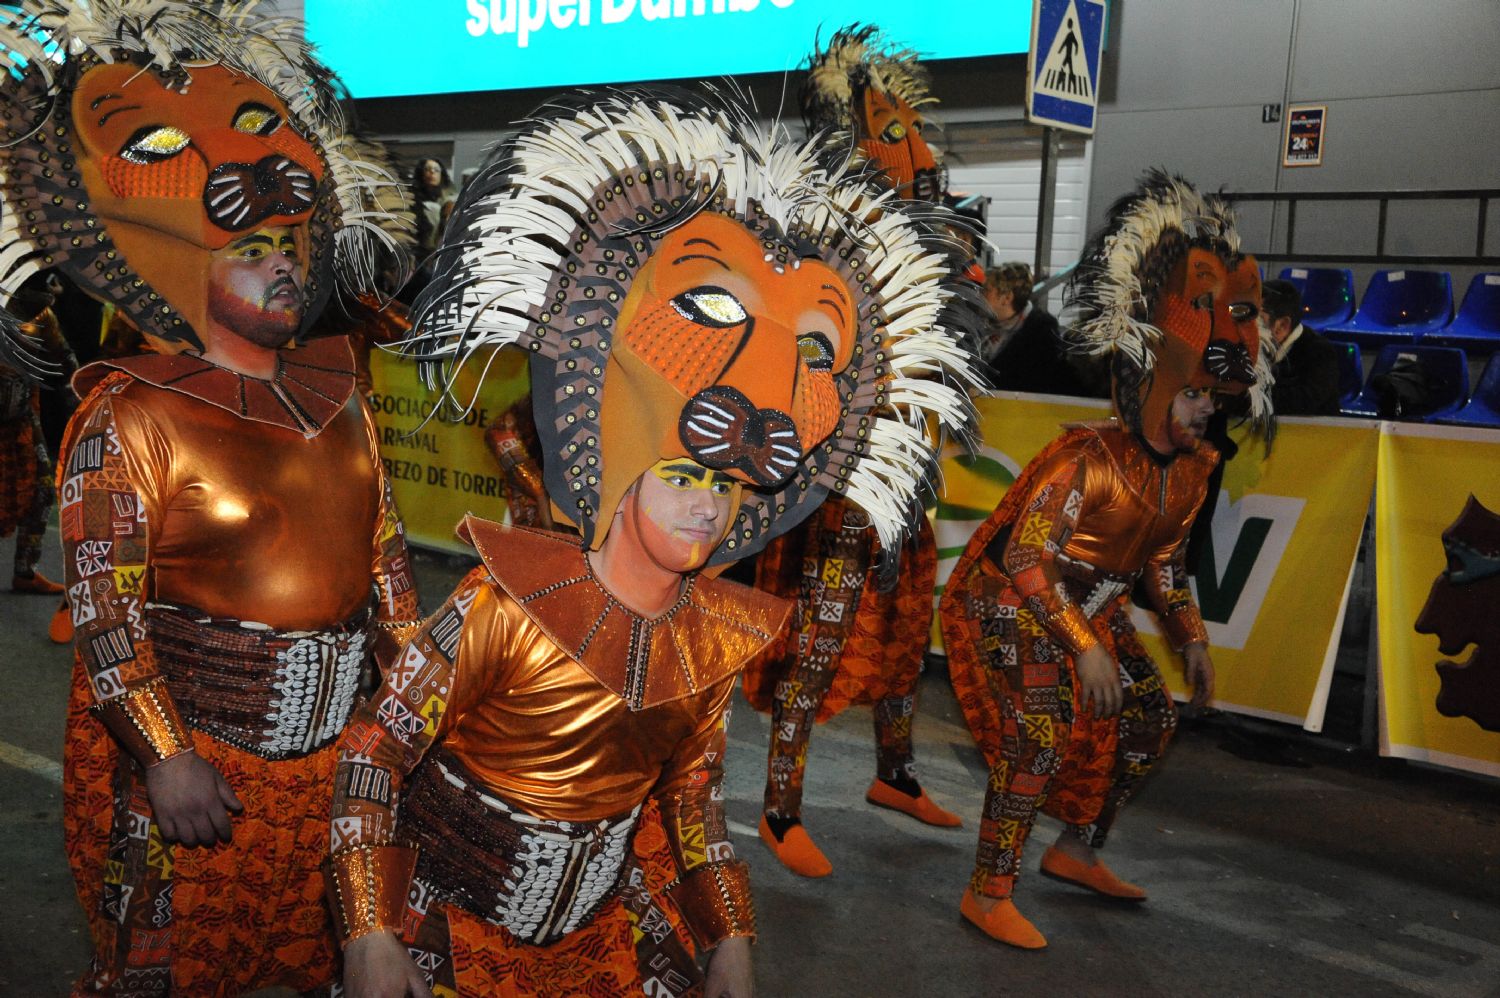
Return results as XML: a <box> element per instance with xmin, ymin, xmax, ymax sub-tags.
<box><xmin>0</xmin><ymin>368</ymin><xmax>52</xmax><ymax>574</ymax></box>
<box><xmin>745</xmin><ymin>498</ymin><xmax>937</xmax><ymax>815</ymax></box>
<box><xmin>484</xmin><ymin>395</ymin><xmax>548</xmax><ymax>529</ymax></box>
<box><xmin>63</xmin><ymin>665</ymin><xmax>342</xmax><ymax>997</ymax></box>
<box><xmin>941</xmin><ymin>424</ymin><xmax>1213</xmax><ymax>898</ymax></box>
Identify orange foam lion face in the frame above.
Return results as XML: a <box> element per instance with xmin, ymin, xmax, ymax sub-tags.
<box><xmin>1131</xmin><ymin>247</ymin><xmax>1262</xmax><ymax>440</ymax></box>
<box><xmin>596</xmin><ymin>212</ymin><xmax>855</xmax><ymax>542</ymax></box>
<box><xmin>854</xmin><ymin>87</ymin><xmax>941</xmax><ymax>202</ymax></box>
<box><xmin>68</xmin><ymin>62</ymin><xmax>324</xmax><ymax>343</ymax></box>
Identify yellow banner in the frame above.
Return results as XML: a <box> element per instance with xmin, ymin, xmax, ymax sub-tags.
<box><xmin>1375</xmin><ymin>422</ymin><xmax>1500</xmax><ymax>778</ymax></box>
<box><xmin>934</xmin><ymin>393</ymin><xmax>1378</xmax><ymax>729</ymax></box>
<box><xmin>367</xmin><ymin>347</ymin><xmax>531</xmax><ymax>553</ymax></box>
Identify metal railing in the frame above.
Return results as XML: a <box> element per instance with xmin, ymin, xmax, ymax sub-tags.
<box><xmin>1222</xmin><ymin>188</ymin><xmax>1499</xmax><ymax>267</ymax></box>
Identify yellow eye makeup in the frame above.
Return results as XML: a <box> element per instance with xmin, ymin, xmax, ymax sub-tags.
<box><xmin>650</xmin><ymin>460</ymin><xmax>734</xmax><ymax>493</ymax></box>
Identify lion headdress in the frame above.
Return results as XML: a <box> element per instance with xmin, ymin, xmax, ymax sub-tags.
<box><xmin>1069</xmin><ymin>169</ymin><xmax>1275</xmax><ymax>441</ymax></box>
<box><xmin>0</xmin><ymin>0</ymin><xmax>407</xmax><ymax>364</ymax></box>
<box><xmin>803</xmin><ymin>24</ymin><xmax>943</xmax><ymax>202</ymax></box>
<box><xmin>406</xmin><ymin>88</ymin><xmax>983</xmax><ymax>567</ymax></box>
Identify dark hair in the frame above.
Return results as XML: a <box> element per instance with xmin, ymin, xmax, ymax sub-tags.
<box><xmin>411</xmin><ymin>158</ymin><xmax>451</xmax><ymax>197</ymax></box>
<box><xmin>1260</xmin><ymin>279</ymin><xmax>1303</xmax><ymax>324</ymax></box>
<box><xmin>985</xmin><ymin>262</ymin><xmax>1032</xmax><ymax>309</ymax></box>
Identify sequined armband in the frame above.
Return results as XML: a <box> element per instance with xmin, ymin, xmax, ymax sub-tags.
<box><xmin>1046</xmin><ymin>605</ymin><xmax>1099</xmax><ymax>658</ymax></box>
<box><xmin>665</xmin><ymin>859</ymin><xmax>756</xmax><ymax>950</ymax></box>
<box><xmin>324</xmin><ymin>842</ymin><xmax>419</xmax><ymax>946</ymax></box>
<box><xmin>1162</xmin><ymin>604</ymin><xmax>1209</xmax><ymax>651</ymax></box>
<box><xmin>91</xmin><ymin>677</ymin><xmax>194</xmax><ymax>767</ymax></box>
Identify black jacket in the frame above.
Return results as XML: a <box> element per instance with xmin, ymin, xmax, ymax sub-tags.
<box><xmin>1271</xmin><ymin>328</ymin><xmax>1342</xmax><ymax>416</ymax></box>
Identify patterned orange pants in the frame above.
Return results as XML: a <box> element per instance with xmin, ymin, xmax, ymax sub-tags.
<box><xmin>951</xmin><ymin>583</ymin><xmax>1177</xmax><ymax>899</ymax></box>
<box><xmin>63</xmin><ymin>662</ymin><xmax>339</xmax><ymax>997</ymax></box>
<box><xmin>746</xmin><ymin>499</ymin><xmax>937</xmax><ymax>817</ymax></box>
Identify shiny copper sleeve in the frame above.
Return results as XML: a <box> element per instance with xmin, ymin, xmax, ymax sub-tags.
<box><xmin>92</xmin><ymin>677</ymin><xmax>194</xmax><ymax>767</ymax></box>
<box><xmin>665</xmin><ymin>858</ymin><xmax>756</xmax><ymax>950</ymax></box>
<box><xmin>324</xmin><ymin>842</ymin><xmax>419</xmax><ymax>945</ymax></box>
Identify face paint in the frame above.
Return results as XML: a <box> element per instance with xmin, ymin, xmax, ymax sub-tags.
<box><xmin>1165</xmin><ymin>387</ymin><xmax>1218</xmax><ymax>452</ymax></box>
<box><xmin>206</xmin><ymin>226</ymin><xmax>305</xmax><ymax>349</ymax></box>
<box><xmin>631</xmin><ymin>459</ymin><xmax>738</xmax><ymax>573</ymax></box>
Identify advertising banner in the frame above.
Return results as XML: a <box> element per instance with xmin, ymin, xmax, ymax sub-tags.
<box><xmin>306</xmin><ymin>0</ymin><xmax>1033</xmax><ymax>98</ymax></box>
<box><xmin>934</xmin><ymin>394</ymin><xmax>1378</xmax><ymax>729</ymax></box>
<box><xmin>1375</xmin><ymin>422</ymin><xmax>1500</xmax><ymax>778</ymax></box>
<box><xmin>367</xmin><ymin>347</ymin><xmax>531</xmax><ymax>553</ymax></box>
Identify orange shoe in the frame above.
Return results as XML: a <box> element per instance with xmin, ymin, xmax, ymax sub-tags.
<box><xmin>1039</xmin><ymin>846</ymin><xmax>1147</xmax><ymax>901</ymax></box>
<box><xmin>865</xmin><ymin>779</ymin><xmax>963</xmax><ymax>828</ymax></box>
<box><xmin>960</xmin><ymin>891</ymin><xmax>1047</xmax><ymax>950</ymax></box>
<box><xmin>758</xmin><ymin>816</ymin><xmax>832</xmax><ymax>878</ymax></box>
<box><xmin>48</xmin><ymin>599</ymin><xmax>74</xmax><ymax>644</ymax></box>
<box><xmin>12</xmin><ymin>571</ymin><xmax>64</xmax><ymax>595</ymax></box>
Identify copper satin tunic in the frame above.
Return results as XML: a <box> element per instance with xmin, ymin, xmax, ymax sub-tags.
<box><xmin>75</xmin><ymin>341</ymin><xmax>388</xmax><ymax>629</ymax></box>
<box><xmin>997</xmin><ymin>423</ymin><xmax>1215</xmax><ymax>654</ymax></box>
<box><xmin>339</xmin><ymin>521</ymin><xmax>788</xmax><ymax>825</ymax></box>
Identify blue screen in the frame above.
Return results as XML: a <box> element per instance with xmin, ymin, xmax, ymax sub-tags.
<box><xmin>306</xmin><ymin>0</ymin><xmax>1033</xmax><ymax>98</ymax></box>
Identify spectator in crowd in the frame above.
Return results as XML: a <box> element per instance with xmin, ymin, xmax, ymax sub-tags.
<box><xmin>402</xmin><ymin>156</ymin><xmax>456</xmax><ymax>303</ymax></box>
<box><xmin>982</xmin><ymin>262</ymin><xmax>1101</xmax><ymax>397</ymax></box>
<box><xmin>1262</xmin><ymin>278</ymin><xmax>1341</xmax><ymax>416</ymax></box>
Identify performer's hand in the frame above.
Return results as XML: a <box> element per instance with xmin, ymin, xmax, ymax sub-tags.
<box><xmin>1075</xmin><ymin>644</ymin><xmax>1123</xmax><ymax>718</ymax></box>
<box><xmin>344</xmin><ymin>929</ymin><xmax>434</xmax><ymax>998</ymax></box>
<box><xmin>1183</xmin><ymin>641</ymin><xmax>1216</xmax><ymax>707</ymax></box>
<box><xmin>144</xmin><ymin>750</ymin><xmax>243</xmax><ymax>848</ymax></box>
<box><xmin>704</xmin><ymin>935</ymin><xmax>754</xmax><ymax>998</ymax></box>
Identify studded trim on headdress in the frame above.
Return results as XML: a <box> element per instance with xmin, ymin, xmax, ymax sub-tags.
<box><xmin>405</xmin><ymin>88</ymin><xmax>982</xmax><ymax>564</ymax></box>
<box><xmin>0</xmin><ymin>0</ymin><xmax>408</xmax><ymax>346</ymax></box>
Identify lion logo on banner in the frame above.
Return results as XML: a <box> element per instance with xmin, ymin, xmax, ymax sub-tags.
<box><xmin>1414</xmin><ymin>495</ymin><xmax>1500</xmax><ymax>732</ymax></box>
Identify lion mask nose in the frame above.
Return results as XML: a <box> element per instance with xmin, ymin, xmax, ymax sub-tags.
<box><xmin>203</xmin><ymin>154</ymin><xmax>317</xmax><ymax>232</ymax></box>
<box><xmin>679</xmin><ymin>385</ymin><xmax>803</xmax><ymax>487</ymax></box>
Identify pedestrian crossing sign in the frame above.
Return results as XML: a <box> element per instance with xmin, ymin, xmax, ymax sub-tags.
<box><xmin>1027</xmin><ymin>0</ymin><xmax>1106</xmax><ymax>134</ymax></box>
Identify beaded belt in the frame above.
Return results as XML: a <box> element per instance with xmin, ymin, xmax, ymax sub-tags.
<box><xmin>1055</xmin><ymin>555</ymin><xmax>1133</xmax><ymax>619</ymax></box>
<box><xmin>148</xmin><ymin>601</ymin><xmax>372</xmax><ymax>760</ymax></box>
<box><xmin>401</xmin><ymin>748</ymin><xmax>641</xmax><ymax>946</ymax></box>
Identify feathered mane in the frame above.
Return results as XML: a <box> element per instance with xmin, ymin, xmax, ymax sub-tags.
<box><xmin>802</xmin><ymin>24</ymin><xmax>936</xmax><ymax>141</ymax></box>
<box><xmin>1067</xmin><ymin>168</ymin><xmax>1274</xmax><ymax>430</ymax></box>
<box><xmin>405</xmin><ymin>86</ymin><xmax>982</xmax><ymax>563</ymax></box>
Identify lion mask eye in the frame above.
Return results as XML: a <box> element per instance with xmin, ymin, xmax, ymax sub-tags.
<box><xmin>120</xmin><ymin>125</ymin><xmax>190</xmax><ymax>165</ymax></box>
<box><xmin>671</xmin><ymin>287</ymin><xmax>748</xmax><ymax>328</ymax></box>
<box><xmin>880</xmin><ymin>120</ymin><xmax>908</xmax><ymax>144</ymax></box>
<box><xmin>232</xmin><ymin>102</ymin><xmax>282</xmax><ymax>137</ymax></box>
<box><xmin>1227</xmin><ymin>301</ymin><xmax>1258</xmax><ymax>322</ymax></box>
<box><xmin>798</xmin><ymin>333</ymin><xmax>835</xmax><ymax>372</ymax></box>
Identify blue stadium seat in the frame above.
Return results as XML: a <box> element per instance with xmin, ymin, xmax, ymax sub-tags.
<box><xmin>1425</xmin><ymin>273</ymin><xmax>1500</xmax><ymax>354</ymax></box>
<box><xmin>1434</xmin><ymin>352</ymin><xmax>1500</xmax><ymax>428</ymax></box>
<box><xmin>1279</xmin><ymin>267</ymin><xmax>1355</xmax><ymax>330</ymax></box>
<box><xmin>1325</xmin><ymin>269</ymin><xmax>1453</xmax><ymax>347</ymax></box>
<box><xmin>1344</xmin><ymin>344</ymin><xmax>1469</xmax><ymax>420</ymax></box>
<box><xmin>1328</xmin><ymin>338</ymin><xmax>1364</xmax><ymax>412</ymax></box>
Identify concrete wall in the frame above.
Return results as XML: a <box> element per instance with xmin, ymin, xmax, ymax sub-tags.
<box><xmin>1090</xmin><ymin>0</ymin><xmax>1500</xmax><ymax>293</ymax></box>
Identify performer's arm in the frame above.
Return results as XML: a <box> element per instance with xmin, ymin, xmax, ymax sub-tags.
<box><xmin>652</xmin><ymin>680</ymin><xmax>756</xmax><ymax>955</ymax></box>
<box><xmin>990</xmin><ymin>452</ymin><xmax>1097</xmax><ymax>658</ymax></box>
<box><xmin>991</xmin><ymin>450</ymin><xmax>1124</xmax><ymax>716</ymax></box>
<box><xmin>326</xmin><ymin>569</ymin><xmax>496</xmax><ymax>945</ymax></box>
<box><xmin>61</xmin><ymin>388</ymin><xmax>243</xmax><ymax>844</ymax></box>
<box><xmin>363</xmin><ymin>401</ymin><xmax>421</xmax><ymax>675</ymax></box>
<box><xmin>1143</xmin><ymin>538</ymin><xmax>1215</xmax><ymax>706</ymax></box>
